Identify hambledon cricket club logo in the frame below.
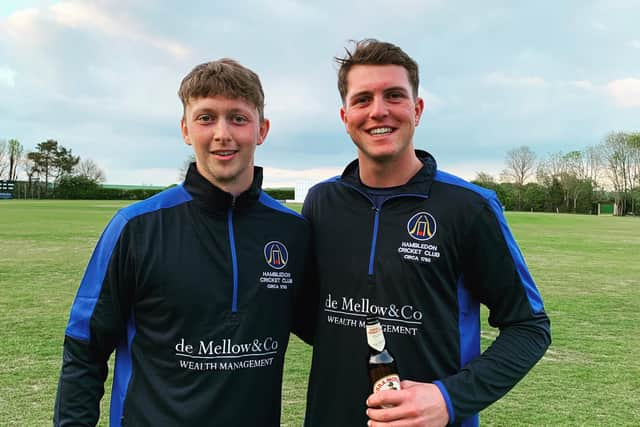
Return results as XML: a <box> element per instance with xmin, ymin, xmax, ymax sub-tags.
<box><xmin>264</xmin><ymin>241</ymin><xmax>288</xmax><ymax>270</ymax></box>
<box><xmin>407</xmin><ymin>212</ymin><xmax>437</xmax><ymax>241</ymax></box>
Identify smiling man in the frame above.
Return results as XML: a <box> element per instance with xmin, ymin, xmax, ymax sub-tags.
<box><xmin>54</xmin><ymin>59</ymin><xmax>311</xmax><ymax>426</ymax></box>
<box><xmin>301</xmin><ymin>39</ymin><xmax>551</xmax><ymax>426</ymax></box>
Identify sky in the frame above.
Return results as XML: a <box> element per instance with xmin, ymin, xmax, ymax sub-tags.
<box><xmin>1</xmin><ymin>0</ymin><xmax>639</xmax><ymax>187</ymax></box>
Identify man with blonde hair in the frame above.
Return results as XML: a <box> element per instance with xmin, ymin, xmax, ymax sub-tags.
<box><xmin>54</xmin><ymin>59</ymin><xmax>311</xmax><ymax>426</ymax></box>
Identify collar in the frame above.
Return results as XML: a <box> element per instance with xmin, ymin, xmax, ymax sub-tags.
<box><xmin>341</xmin><ymin>150</ymin><xmax>437</xmax><ymax>195</ymax></box>
<box><xmin>182</xmin><ymin>162</ymin><xmax>263</xmax><ymax>214</ymax></box>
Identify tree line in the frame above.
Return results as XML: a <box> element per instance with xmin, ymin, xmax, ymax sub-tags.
<box><xmin>473</xmin><ymin>131</ymin><xmax>640</xmax><ymax>215</ymax></box>
<box><xmin>0</xmin><ymin>138</ymin><xmax>106</xmax><ymax>198</ymax></box>
<box><xmin>2</xmin><ymin>132</ymin><xmax>639</xmax><ymax>210</ymax></box>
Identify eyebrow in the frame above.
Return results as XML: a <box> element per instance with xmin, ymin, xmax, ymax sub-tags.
<box><xmin>348</xmin><ymin>86</ymin><xmax>410</xmax><ymax>100</ymax></box>
<box><xmin>190</xmin><ymin>107</ymin><xmax>252</xmax><ymax>117</ymax></box>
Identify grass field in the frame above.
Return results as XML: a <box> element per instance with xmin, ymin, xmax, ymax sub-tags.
<box><xmin>1</xmin><ymin>200</ymin><xmax>639</xmax><ymax>426</ymax></box>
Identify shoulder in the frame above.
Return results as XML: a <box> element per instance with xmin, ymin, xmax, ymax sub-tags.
<box><xmin>306</xmin><ymin>175</ymin><xmax>342</xmax><ymax>201</ymax></box>
<box><xmin>432</xmin><ymin>170</ymin><xmax>503</xmax><ymax>211</ymax></box>
<box><xmin>258</xmin><ymin>191</ymin><xmax>307</xmax><ymax>223</ymax></box>
<box><xmin>117</xmin><ymin>185</ymin><xmax>192</xmax><ymax>222</ymax></box>
<box><xmin>433</xmin><ymin>170</ymin><xmax>495</xmax><ymax>200</ymax></box>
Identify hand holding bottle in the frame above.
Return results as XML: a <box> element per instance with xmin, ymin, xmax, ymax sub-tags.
<box><xmin>366</xmin><ymin>381</ymin><xmax>449</xmax><ymax>427</ymax></box>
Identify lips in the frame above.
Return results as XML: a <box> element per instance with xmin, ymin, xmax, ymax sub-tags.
<box><xmin>211</xmin><ymin>150</ymin><xmax>238</xmax><ymax>158</ymax></box>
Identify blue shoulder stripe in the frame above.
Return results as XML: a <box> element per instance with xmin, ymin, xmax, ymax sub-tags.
<box><xmin>110</xmin><ymin>312</ymin><xmax>136</xmax><ymax>425</ymax></box>
<box><xmin>65</xmin><ymin>186</ymin><xmax>192</xmax><ymax>341</ymax></box>
<box><xmin>307</xmin><ymin>175</ymin><xmax>341</xmax><ymax>193</ymax></box>
<box><xmin>434</xmin><ymin>170</ymin><xmax>545</xmax><ymax>313</ymax></box>
<box><xmin>258</xmin><ymin>191</ymin><xmax>305</xmax><ymax>220</ymax></box>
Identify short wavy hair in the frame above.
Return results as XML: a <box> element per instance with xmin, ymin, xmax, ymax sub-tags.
<box><xmin>178</xmin><ymin>58</ymin><xmax>265</xmax><ymax>120</ymax></box>
<box><xmin>335</xmin><ymin>39</ymin><xmax>419</xmax><ymax>102</ymax></box>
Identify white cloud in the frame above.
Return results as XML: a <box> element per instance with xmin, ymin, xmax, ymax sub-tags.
<box><xmin>50</xmin><ymin>1</ymin><xmax>190</xmax><ymax>59</ymax></box>
<box><xmin>0</xmin><ymin>66</ymin><xmax>16</xmax><ymax>88</ymax></box>
<box><xmin>606</xmin><ymin>78</ymin><xmax>640</xmax><ymax>108</ymax></box>
<box><xmin>628</xmin><ymin>40</ymin><xmax>640</xmax><ymax>49</ymax></box>
<box><xmin>485</xmin><ymin>72</ymin><xmax>548</xmax><ymax>88</ymax></box>
<box><xmin>2</xmin><ymin>7</ymin><xmax>44</xmax><ymax>44</ymax></box>
<box><xmin>3</xmin><ymin>1</ymin><xmax>189</xmax><ymax>59</ymax></box>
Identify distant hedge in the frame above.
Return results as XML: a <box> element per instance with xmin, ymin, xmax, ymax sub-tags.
<box><xmin>53</xmin><ymin>176</ymin><xmax>294</xmax><ymax>201</ymax></box>
<box><xmin>264</xmin><ymin>188</ymin><xmax>294</xmax><ymax>200</ymax></box>
<box><xmin>54</xmin><ymin>176</ymin><xmax>164</xmax><ymax>200</ymax></box>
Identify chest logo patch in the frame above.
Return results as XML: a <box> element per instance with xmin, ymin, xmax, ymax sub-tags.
<box><xmin>407</xmin><ymin>211</ymin><xmax>437</xmax><ymax>241</ymax></box>
<box><xmin>264</xmin><ymin>241</ymin><xmax>288</xmax><ymax>270</ymax></box>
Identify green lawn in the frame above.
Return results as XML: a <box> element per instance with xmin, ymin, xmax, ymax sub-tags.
<box><xmin>1</xmin><ymin>201</ymin><xmax>638</xmax><ymax>426</ymax></box>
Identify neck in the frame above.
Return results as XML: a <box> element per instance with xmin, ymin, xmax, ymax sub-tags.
<box><xmin>196</xmin><ymin>165</ymin><xmax>254</xmax><ymax>198</ymax></box>
<box><xmin>358</xmin><ymin>152</ymin><xmax>423</xmax><ymax>188</ymax></box>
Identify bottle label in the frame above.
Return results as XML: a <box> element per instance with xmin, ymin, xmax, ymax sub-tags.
<box><xmin>366</xmin><ymin>322</ymin><xmax>385</xmax><ymax>352</ymax></box>
<box><xmin>373</xmin><ymin>374</ymin><xmax>401</xmax><ymax>393</ymax></box>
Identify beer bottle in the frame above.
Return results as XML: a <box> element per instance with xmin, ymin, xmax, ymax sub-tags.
<box><xmin>366</xmin><ymin>315</ymin><xmax>401</xmax><ymax>394</ymax></box>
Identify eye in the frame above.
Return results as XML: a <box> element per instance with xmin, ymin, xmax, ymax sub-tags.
<box><xmin>387</xmin><ymin>91</ymin><xmax>405</xmax><ymax>101</ymax></box>
<box><xmin>352</xmin><ymin>95</ymin><xmax>370</xmax><ymax>106</ymax></box>
<box><xmin>231</xmin><ymin>114</ymin><xmax>249</xmax><ymax>124</ymax></box>
<box><xmin>196</xmin><ymin>114</ymin><xmax>213</xmax><ymax>123</ymax></box>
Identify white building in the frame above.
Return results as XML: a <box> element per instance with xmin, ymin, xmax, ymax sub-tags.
<box><xmin>294</xmin><ymin>180</ymin><xmax>317</xmax><ymax>203</ymax></box>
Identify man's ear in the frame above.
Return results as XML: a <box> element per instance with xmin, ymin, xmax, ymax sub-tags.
<box><xmin>340</xmin><ymin>106</ymin><xmax>348</xmax><ymax>127</ymax></box>
<box><xmin>181</xmin><ymin>118</ymin><xmax>191</xmax><ymax>145</ymax></box>
<box><xmin>257</xmin><ymin>118</ymin><xmax>270</xmax><ymax>146</ymax></box>
<box><xmin>414</xmin><ymin>97</ymin><xmax>425</xmax><ymax>127</ymax></box>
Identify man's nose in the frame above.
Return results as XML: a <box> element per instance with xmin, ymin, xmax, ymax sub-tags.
<box><xmin>369</xmin><ymin>96</ymin><xmax>388</xmax><ymax>120</ymax></box>
<box><xmin>213</xmin><ymin>120</ymin><xmax>232</xmax><ymax>141</ymax></box>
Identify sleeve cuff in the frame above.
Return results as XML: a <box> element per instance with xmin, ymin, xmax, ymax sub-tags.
<box><xmin>433</xmin><ymin>380</ymin><xmax>455</xmax><ymax>425</ymax></box>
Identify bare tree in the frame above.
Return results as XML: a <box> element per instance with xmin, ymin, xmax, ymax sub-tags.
<box><xmin>8</xmin><ymin>139</ymin><xmax>23</xmax><ymax>181</ymax></box>
<box><xmin>602</xmin><ymin>132</ymin><xmax>639</xmax><ymax>214</ymax></box>
<box><xmin>582</xmin><ymin>145</ymin><xmax>605</xmax><ymax>189</ymax></box>
<box><xmin>501</xmin><ymin>146</ymin><xmax>537</xmax><ymax>186</ymax></box>
<box><xmin>473</xmin><ymin>172</ymin><xmax>497</xmax><ymax>187</ymax></box>
<box><xmin>22</xmin><ymin>154</ymin><xmax>40</xmax><ymax>197</ymax></box>
<box><xmin>537</xmin><ymin>150</ymin><xmax>596</xmax><ymax>212</ymax></box>
<box><xmin>0</xmin><ymin>139</ymin><xmax>7</xmax><ymax>179</ymax></box>
<box><xmin>500</xmin><ymin>146</ymin><xmax>537</xmax><ymax>210</ymax></box>
<box><xmin>75</xmin><ymin>158</ymin><xmax>106</xmax><ymax>183</ymax></box>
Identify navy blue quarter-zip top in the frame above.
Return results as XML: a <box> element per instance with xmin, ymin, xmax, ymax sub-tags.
<box><xmin>302</xmin><ymin>150</ymin><xmax>550</xmax><ymax>427</ymax></box>
<box><xmin>55</xmin><ymin>163</ymin><xmax>311</xmax><ymax>427</ymax></box>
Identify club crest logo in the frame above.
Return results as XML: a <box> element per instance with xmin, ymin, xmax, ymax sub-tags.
<box><xmin>264</xmin><ymin>241</ymin><xmax>288</xmax><ymax>270</ymax></box>
<box><xmin>407</xmin><ymin>212</ymin><xmax>437</xmax><ymax>241</ymax></box>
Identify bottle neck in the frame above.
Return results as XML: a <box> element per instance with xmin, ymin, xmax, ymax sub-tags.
<box><xmin>366</xmin><ymin>316</ymin><xmax>385</xmax><ymax>352</ymax></box>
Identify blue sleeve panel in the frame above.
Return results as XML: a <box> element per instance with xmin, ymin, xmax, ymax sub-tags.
<box><xmin>54</xmin><ymin>185</ymin><xmax>192</xmax><ymax>427</ymax></box>
<box><xmin>110</xmin><ymin>312</ymin><xmax>136</xmax><ymax>426</ymax></box>
<box><xmin>434</xmin><ymin>170</ymin><xmax>545</xmax><ymax>313</ymax></box>
<box><xmin>65</xmin><ymin>212</ymin><xmax>129</xmax><ymax>341</ymax></box>
<box><xmin>65</xmin><ymin>185</ymin><xmax>192</xmax><ymax>341</ymax></box>
<box><xmin>433</xmin><ymin>171</ymin><xmax>551</xmax><ymax>424</ymax></box>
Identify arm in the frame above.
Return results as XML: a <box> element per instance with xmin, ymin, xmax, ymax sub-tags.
<box><xmin>437</xmin><ymin>198</ymin><xmax>551</xmax><ymax>423</ymax></box>
<box><xmin>54</xmin><ymin>213</ymin><xmax>134</xmax><ymax>426</ymax></box>
<box><xmin>367</xmin><ymin>196</ymin><xmax>550</xmax><ymax>425</ymax></box>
